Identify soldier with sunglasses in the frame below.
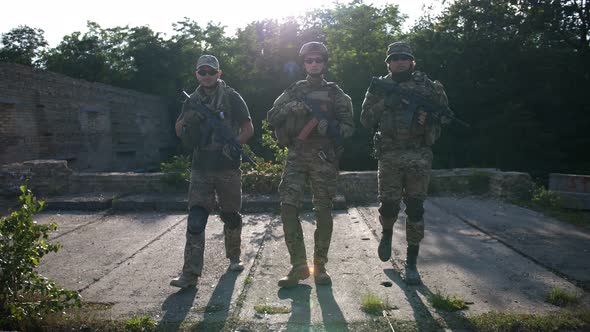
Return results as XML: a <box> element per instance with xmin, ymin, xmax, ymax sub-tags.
<box><xmin>171</xmin><ymin>55</ymin><xmax>254</xmax><ymax>288</ymax></box>
<box><xmin>360</xmin><ymin>42</ymin><xmax>452</xmax><ymax>285</ymax></box>
<box><xmin>267</xmin><ymin>42</ymin><xmax>354</xmax><ymax>288</ymax></box>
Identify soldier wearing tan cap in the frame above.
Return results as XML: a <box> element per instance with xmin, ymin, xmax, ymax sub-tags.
<box><xmin>171</xmin><ymin>55</ymin><xmax>254</xmax><ymax>289</ymax></box>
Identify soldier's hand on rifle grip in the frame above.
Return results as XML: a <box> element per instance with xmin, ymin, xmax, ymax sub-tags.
<box><xmin>285</xmin><ymin>101</ymin><xmax>308</xmax><ymax>116</ymax></box>
<box><xmin>418</xmin><ymin>111</ymin><xmax>427</xmax><ymax>126</ymax></box>
<box><xmin>187</xmin><ymin>109</ymin><xmax>205</xmax><ymax>121</ymax></box>
<box><xmin>317</xmin><ymin>119</ymin><xmax>329</xmax><ymax>136</ymax></box>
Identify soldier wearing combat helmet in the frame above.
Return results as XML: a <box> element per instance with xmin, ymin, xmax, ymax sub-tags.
<box><xmin>361</xmin><ymin>41</ymin><xmax>452</xmax><ymax>285</ymax></box>
<box><xmin>267</xmin><ymin>42</ymin><xmax>354</xmax><ymax>288</ymax></box>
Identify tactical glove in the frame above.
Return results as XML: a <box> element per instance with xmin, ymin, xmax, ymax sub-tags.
<box><xmin>317</xmin><ymin>119</ymin><xmax>329</xmax><ymax>136</ymax></box>
<box><xmin>186</xmin><ymin>109</ymin><xmax>206</xmax><ymax>122</ymax></box>
<box><xmin>285</xmin><ymin>101</ymin><xmax>309</xmax><ymax>116</ymax></box>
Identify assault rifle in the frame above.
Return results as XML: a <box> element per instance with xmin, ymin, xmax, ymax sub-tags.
<box><xmin>368</xmin><ymin>77</ymin><xmax>470</xmax><ymax>128</ymax></box>
<box><xmin>182</xmin><ymin>91</ymin><xmax>255</xmax><ymax>164</ymax></box>
<box><xmin>296</xmin><ymin>97</ymin><xmax>342</xmax><ymax>147</ymax></box>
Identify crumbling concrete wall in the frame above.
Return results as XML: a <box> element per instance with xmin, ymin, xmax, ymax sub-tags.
<box><xmin>0</xmin><ymin>63</ymin><xmax>176</xmax><ymax>172</ymax></box>
<box><xmin>339</xmin><ymin>168</ymin><xmax>533</xmax><ymax>205</ymax></box>
<box><xmin>0</xmin><ymin>160</ymin><xmax>533</xmax><ymax>204</ymax></box>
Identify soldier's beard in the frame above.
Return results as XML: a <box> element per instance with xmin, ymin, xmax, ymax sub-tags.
<box><xmin>391</xmin><ymin>68</ymin><xmax>413</xmax><ymax>82</ymax></box>
<box><xmin>307</xmin><ymin>71</ymin><xmax>323</xmax><ymax>78</ymax></box>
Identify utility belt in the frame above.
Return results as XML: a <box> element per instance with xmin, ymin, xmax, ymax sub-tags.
<box><xmin>193</xmin><ymin>144</ymin><xmax>240</xmax><ymax>171</ymax></box>
<box><xmin>290</xmin><ymin>137</ymin><xmax>340</xmax><ymax>164</ymax></box>
<box><xmin>374</xmin><ymin>132</ymin><xmax>425</xmax><ymax>157</ymax></box>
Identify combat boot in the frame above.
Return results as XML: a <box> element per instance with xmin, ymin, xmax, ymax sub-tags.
<box><xmin>405</xmin><ymin>244</ymin><xmax>422</xmax><ymax>286</ymax></box>
<box><xmin>313</xmin><ymin>265</ymin><xmax>332</xmax><ymax>285</ymax></box>
<box><xmin>278</xmin><ymin>264</ymin><xmax>310</xmax><ymax>288</ymax></box>
<box><xmin>378</xmin><ymin>230</ymin><xmax>393</xmax><ymax>261</ymax></box>
<box><xmin>229</xmin><ymin>258</ymin><xmax>245</xmax><ymax>271</ymax></box>
<box><xmin>170</xmin><ymin>273</ymin><xmax>198</xmax><ymax>288</ymax></box>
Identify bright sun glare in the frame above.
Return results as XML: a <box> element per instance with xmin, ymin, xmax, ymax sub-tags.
<box><xmin>1</xmin><ymin>0</ymin><xmax>433</xmax><ymax>47</ymax></box>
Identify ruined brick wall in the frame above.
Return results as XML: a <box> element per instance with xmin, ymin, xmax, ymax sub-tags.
<box><xmin>0</xmin><ymin>63</ymin><xmax>177</xmax><ymax>171</ymax></box>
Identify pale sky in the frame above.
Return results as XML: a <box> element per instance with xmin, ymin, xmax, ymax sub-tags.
<box><xmin>1</xmin><ymin>0</ymin><xmax>442</xmax><ymax>47</ymax></box>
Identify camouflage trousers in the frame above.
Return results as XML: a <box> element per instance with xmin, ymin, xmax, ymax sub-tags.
<box><xmin>378</xmin><ymin>147</ymin><xmax>433</xmax><ymax>246</ymax></box>
<box><xmin>182</xmin><ymin>168</ymin><xmax>242</xmax><ymax>276</ymax></box>
<box><xmin>279</xmin><ymin>141</ymin><xmax>338</xmax><ymax>266</ymax></box>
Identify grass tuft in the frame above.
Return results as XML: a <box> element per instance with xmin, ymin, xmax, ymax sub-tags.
<box><xmin>123</xmin><ymin>315</ymin><xmax>157</xmax><ymax>332</ymax></box>
<box><xmin>469</xmin><ymin>308</ymin><xmax>590</xmax><ymax>332</ymax></box>
<box><xmin>429</xmin><ymin>291</ymin><xmax>468</xmax><ymax>311</ymax></box>
<box><xmin>254</xmin><ymin>304</ymin><xmax>290</xmax><ymax>314</ymax></box>
<box><xmin>546</xmin><ymin>287</ymin><xmax>579</xmax><ymax>307</ymax></box>
<box><xmin>360</xmin><ymin>292</ymin><xmax>396</xmax><ymax>315</ymax></box>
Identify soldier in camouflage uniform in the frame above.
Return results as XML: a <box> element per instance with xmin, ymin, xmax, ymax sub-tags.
<box><xmin>171</xmin><ymin>55</ymin><xmax>254</xmax><ymax>288</ymax></box>
<box><xmin>267</xmin><ymin>42</ymin><xmax>354</xmax><ymax>288</ymax></box>
<box><xmin>361</xmin><ymin>42</ymin><xmax>451</xmax><ymax>285</ymax></box>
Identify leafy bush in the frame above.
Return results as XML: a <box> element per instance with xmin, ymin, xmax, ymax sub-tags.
<box><xmin>160</xmin><ymin>154</ymin><xmax>191</xmax><ymax>185</ymax></box>
<box><xmin>531</xmin><ymin>185</ymin><xmax>562</xmax><ymax>209</ymax></box>
<box><xmin>0</xmin><ymin>186</ymin><xmax>80</xmax><ymax>328</ymax></box>
<box><xmin>241</xmin><ymin>120</ymin><xmax>287</xmax><ymax>193</ymax></box>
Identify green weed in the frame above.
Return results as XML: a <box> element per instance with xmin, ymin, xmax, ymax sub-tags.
<box><xmin>546</xmin><ymin>287</ymin><xmax>579</xmax><ymax>307</ymax></box>
<box><xmin>360</xmin><ymin>292</ymin><xmax>396</xmax><ymax>315</ymax></box>
<box><xmin>123</xmin><ymin>315</ymin><xmax>157</xmax><ymax>332</ymax></box>
<box><xmin>254</xmin><ymin>304</ymin><xmax>290</xmax><ymax>314</ymax></box>
<box><xmin>429</xmin><ymin>291</ymin><xmax>468</xmax><ymax>311</ymax></box>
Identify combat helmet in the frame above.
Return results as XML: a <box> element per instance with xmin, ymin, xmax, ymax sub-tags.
<box><xmin>385</xmin><ymin>41</ymin><xmax>414</xmax><ymax>61</ymax></box>
<box><xmin>299</xmin><ymin>42</ymin><xmax>329</xmax><ymax>61</ymax></box>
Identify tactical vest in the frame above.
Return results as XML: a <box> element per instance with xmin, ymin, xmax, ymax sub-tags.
<box><xmin>278</xmin><ymin>81</ymin><xmax>336</xmax><ymax>147</ymax></box>
<box><xmin>378</xmin><ymin>72</ymin><xmax>441</xmax><ymax>150</ymax></box>
<box><xmin>190</xmin><ymin>81</ymin><xmax>241</xmax><ymax>170</ymax></box>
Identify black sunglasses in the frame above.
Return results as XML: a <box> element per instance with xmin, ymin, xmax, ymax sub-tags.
<box><xmin>304</xmin><ymin>57</ymin><xmax>324</xmax><ymax>64</ymax></box>
<box><xmin>197</xmin><ymin>69</ymin><xmax>219</xmax><ymax>76</ymax></box>
<box><xmin>389</xmin><ymin>55</ymin><xmax>413</xmax><ymax>62</ymax></box>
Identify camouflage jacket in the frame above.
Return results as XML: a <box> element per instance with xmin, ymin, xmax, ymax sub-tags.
<box><xmin>177</xmin><ymin>79</ymin><xmax>250</xmax><ymax>170</ymax></box>
<box><xmin>267</xmin><ymin>76</ymin><xmax>354</xmax><ymax>147</ymax></box>
<box><xmin>360</xmin><ymin>71</ymin><xmax>449</xmax><ymax>152</ymax></box>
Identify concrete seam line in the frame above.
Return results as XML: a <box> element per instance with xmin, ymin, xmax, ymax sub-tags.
<box><xmin>77</xmin><ymin>215</ymin><xmax>187</xmax><ymax>293</ymax></box>
<box><xmin>224</xmin><ymin>214</ymin><xmax>277</xmax><ymax>330</ymax></box>
<box><xmin>429</xmin><ymin>199</ymin><xmax>589</xmax><ymax>292</ymax></box>
<box><xmin>51</xmin><ymin>211</ymin><xmax>109</xmax><ymax>240</ymax></box>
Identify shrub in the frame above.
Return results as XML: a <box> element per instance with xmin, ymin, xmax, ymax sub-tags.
<box><xmin>531</xmin><ymin>185</ymin><xmax>561</xmax><ymax>209</ymax></box>
<box><xmin>160</xmin><ymin>154</ymin><xmax>191</xmax><ymax>185</ymax></box>
<box><xmin>241</xmin><ymin>120</ymin><xmax>287</xmax><ymax>193</ymax></box>
<box><xmin>0</xmin><ymin>186</ymin><xmax>80</xmax><ymax>329</ymax></box>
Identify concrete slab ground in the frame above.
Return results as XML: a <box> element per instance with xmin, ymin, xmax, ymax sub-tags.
<box><xmin>30</xmin><ymin>196</ymin><xmax>589</xmax><ymax>331</ymax></box>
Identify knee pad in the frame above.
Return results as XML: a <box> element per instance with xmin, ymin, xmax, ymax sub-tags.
<box><xmin>187</xmin><ymin>205</ymin><xmax>209</xmax><ymax>234</ymax></box>
<box><xmin>379</xmin><ymin>200</ymin><xmax>401</xmax><ymax>219</ymax></box>
<box><xmin>405</xmin><ymin>197</ymin><xmax>424</xmax><ymax>222</ymax></box>
<box><xmin>220</xmin><ymin>211</ymin><xmax>242</xmax><ymax>229</ymax></box>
